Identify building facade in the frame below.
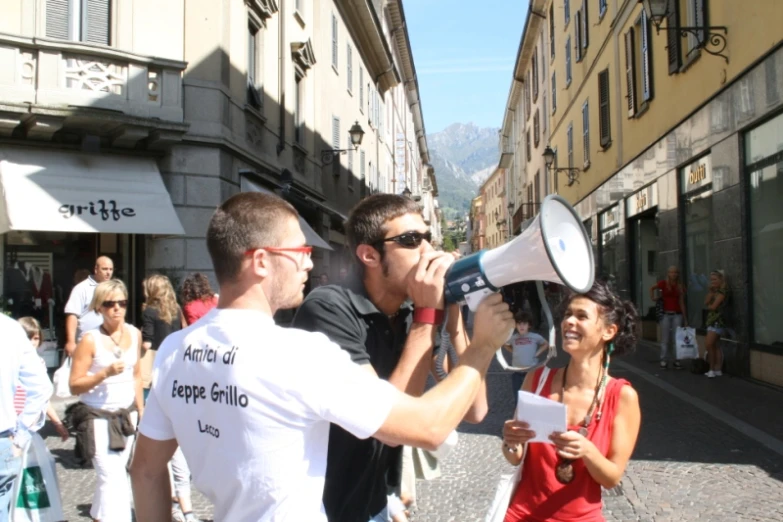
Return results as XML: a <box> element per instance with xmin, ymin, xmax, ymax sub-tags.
<box><xmin>502</xmin><ymin>0</ymin><xmax>783</xmax><ymax>386</ymax></box>
<box><xmin>0</xmin><ymin>0</ymin><xmax>438</xmax><ymax>342</ymax></box>
<box><xmin>479</xmin><ymin>167</ymin><xmax>508</xmax><ymax>249</ymax></box>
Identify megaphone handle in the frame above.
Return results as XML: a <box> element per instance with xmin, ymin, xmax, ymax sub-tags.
<box><xmin>536</xmin><ymin>281</ymin><xmax>556</xmax><ymax>353</ymax></box>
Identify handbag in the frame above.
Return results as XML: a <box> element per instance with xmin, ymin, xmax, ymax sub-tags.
<box><xmin>484</xmin><ymin>367</ymin><xmax>551</xmax><ymax>522</ymax></box>
<box><xmin>675</xmin><ymin>326</ymin><xmax>698</xmax><ymax>360</ymax></box>
<box><xmin>10</xmin><ymin>432</ymin><xmax>66</xmax><ymax>522</ymax></box>
<box><xmin>52</xmin><ymin>357</ymin><xmax>73</xmax><ymax>399</ymax></box>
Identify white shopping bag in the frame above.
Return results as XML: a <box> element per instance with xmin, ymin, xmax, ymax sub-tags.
<box><xmin>10</xmin><ymin>432</ymin><xmax>65</xmax><ymax>522</ymax></box>
<box><xmin>51</xmin><ymin>357</ymin><xmax>72</xmax><ymax>399</ymax></box>
<box><xmin>675</xmin><ymin>326</ymin><xmax>698</xmax><ymax>360</ymax></box>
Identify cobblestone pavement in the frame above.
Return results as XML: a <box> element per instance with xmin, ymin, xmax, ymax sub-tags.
<box><xmin>45</xmin><ymin>341</ymin><xmax>783</xmax><ymax>521</ymax></box>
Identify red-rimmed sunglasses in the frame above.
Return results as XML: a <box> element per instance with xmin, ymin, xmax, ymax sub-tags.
<box><xmin>244</xmin><ymin>246</ymin><xmax>313</xmax><ymax>257</ymax></box>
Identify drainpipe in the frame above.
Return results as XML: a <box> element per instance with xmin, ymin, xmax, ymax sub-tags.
<box><xmin>276</xmin><ymin>1</ymin><xmax>286</xmax><ymax>156</ymax></box>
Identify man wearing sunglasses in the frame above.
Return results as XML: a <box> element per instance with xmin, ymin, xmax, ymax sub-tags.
<box><xmin>292</xmin><ymin>194</ymin><xmax>488</xmax><ymax>522</ymax></box>
<box><xmin>130</xmin><ymin>192</ymin><xmax>513</xmax><ymax>522</ymax></box>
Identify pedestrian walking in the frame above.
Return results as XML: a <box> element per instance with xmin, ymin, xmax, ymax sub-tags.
<box><xmin>704</xmin><ymin>269</ymin><xmax>729</xmax><ymax>378</ymax></box>
<box><xmin>650</xmin><ymin>265</ymin><xmax>687</xmax><ymax>369</ymax></box>
<box><xmin>128</xmin><ymin>191</ymin><xmax>514</xmax><ymax>522</ymax></box>
<box><xmin>0</xmin><ymin>314</ymin><xmax>52</xmax><ymax>521</ymax></box>
<box><xmin>68</xmin><ymin>280</ymin><xmax>143</xmax><ymax>522</ymax></box>
<box><xmin>181</xmin><ymin>273</ymin><xmax>218</xmax><ymax>326</ymax></box>
<box><xmin>64</xmin><ymin>256</ymin><xmax>114</xmax><ymax>356</ymax></box>
<box><xmin>499</xmin><ymin>280</ymin><xmax>641</xmax><ymax>522</ymax></box>
<box><xmin>292</xmin><ymin>193</ymin><xmax>485</xmax><ymax>522</ymax></box>
<box><xmin>141</xmin><ymin>274</ymin><xmax>185</xmax><ymax>401</ymax></box>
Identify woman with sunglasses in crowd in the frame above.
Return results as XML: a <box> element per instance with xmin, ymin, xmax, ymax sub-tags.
<box><xmin>500</xmin><ymin>280</ymin><xmax>641</xmax><ymax>522</ymax></box>
<box><xmin>68</xmin><ymin>279</ymin><xmax>143</xmax><ymax>522</ymax></box>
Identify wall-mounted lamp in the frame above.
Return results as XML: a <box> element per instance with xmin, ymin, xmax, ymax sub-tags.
<box><xmin>639</xmin><ymin>0</ymin><xmax>728</xmax><ymax>63</ymax></box>
<box><xmin>321</xmin><ymin>121</ymin><xmax>365</xmax><ymax>165</ymax></box>
<box><xmin>402</xmin><ymin>186</ymin><xmax>412</xmax><ymax>198</ymax></box>
<box><xmin>543</xmin><ymin>145</ymin><xmax>581</xmax><ymax>187</ymax></box>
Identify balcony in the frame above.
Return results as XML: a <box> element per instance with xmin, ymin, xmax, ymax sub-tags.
<box><xmin>512</xmin><ymin>202</ymin><xmax>540</xmax><ymax>234</ymax></box>
<box><xmin>0</xmin><ymin>34</ymin><xmax>188</xmax><ymax>148</ymax></box>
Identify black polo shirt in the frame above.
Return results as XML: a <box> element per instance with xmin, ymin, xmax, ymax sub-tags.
<box><xmin>292</xmin><ymin>278</ymin><xmax>413</xmax><ymax>522</ymax></box>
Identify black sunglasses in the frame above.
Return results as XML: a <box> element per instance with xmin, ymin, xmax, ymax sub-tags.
<box><xmin>376</xmin><ymin>231</ymin><xmax>432</xmax><ymax>249</ymax></box>
<box><xmin>102</xmin><ymin>300</ymin><xmax>128</xmax><ymax>309</ymax></box>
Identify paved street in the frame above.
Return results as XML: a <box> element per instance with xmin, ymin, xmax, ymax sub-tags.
<box><xmin>44</xmin><ymin>340</ymin><xmax>783</xmax><ymax>521</ymax></box>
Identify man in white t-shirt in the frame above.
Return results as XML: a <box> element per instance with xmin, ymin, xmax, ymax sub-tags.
<box><xmin>130</xmin><ymin>192</ymin><xmax>514</xmax><ymax>522</ymax></box>
<box><xmin>63</xmin><ymin>256</ymin><xmax>114</xmax><ymax>355</ymax></box>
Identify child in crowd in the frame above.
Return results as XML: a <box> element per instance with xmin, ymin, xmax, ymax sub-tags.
<box><xmin>503</xmin><ymin>311</ymin><xmax>549</xmax><ymax>395</ymax></box>
<box><xmin>16</xmin><ymin>317</ymin><xmax>70</xmax><ymax>441</ymax></box>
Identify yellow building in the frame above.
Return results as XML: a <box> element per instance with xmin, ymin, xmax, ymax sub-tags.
<box><xmin>479</xmin><ymin>167</ymin><xmax>509</xmax><ymax>249</ymax></box>
<box><xmin>505</xmin><ymin>0</ymin><xmax>783</xmax><ymax>386</ymax></box>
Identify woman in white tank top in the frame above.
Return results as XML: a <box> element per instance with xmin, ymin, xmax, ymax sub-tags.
<box><xmin>70</xmin><ymin>279</ymin><xmax>143</xmax><ymax>522</ymax></box>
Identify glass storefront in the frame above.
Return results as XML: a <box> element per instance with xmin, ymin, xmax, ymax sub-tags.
<box><xmin>746</xmin><ymin>112</ymin><xmax>783</xmax><ymax>348</ymax></box>
<box><xmin>599</xmin><ymin>205</ymin><xmax>621</xmax><ymax>290</ymax></box>
<box><xmin>681</xmin><ymin>155</ymin><xmax>714</xmax><ymax>330</ymax></box>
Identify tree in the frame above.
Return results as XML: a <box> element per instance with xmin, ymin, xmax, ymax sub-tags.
<box><xmin>442</xmin><ymin>235</ymin><xmax>456</xmax><ymax>252</ymax></box>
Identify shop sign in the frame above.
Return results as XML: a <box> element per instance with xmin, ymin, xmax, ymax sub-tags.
<box><xmin>681</xmin><ymin>154</ymin><xmax>712</xmax><ymax>193</ymax></box>
<box><xmin>58</xmin><ymin>200</ymin><xmax>136</xmax><ymax>222</ymax></box>
<box><xmin>626</xmin><ymin>183</ymin><xmax>658</xmax><ymax>218</ymax></box>
<box><xmin>599</xmin><ymin>205</ymin><xmax>621</xmax><ymax>230</ymax></box>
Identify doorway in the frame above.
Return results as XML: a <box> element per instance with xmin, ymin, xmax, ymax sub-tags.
<box><xmin>628</xmin><ymin>209</ymin><xmax>658</xmax><ymax>341</ymax></box>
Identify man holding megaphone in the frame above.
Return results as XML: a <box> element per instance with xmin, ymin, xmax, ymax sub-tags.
<box><xmin>293</xmin><ymin>194</ymin><xmax>492</xmax><ymax>522</ymax></box>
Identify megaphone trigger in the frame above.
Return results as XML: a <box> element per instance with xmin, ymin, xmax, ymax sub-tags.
<box><xmin>463</xmin><ymin>287</ymin><xmax>496</xmax><ymax>312</ymax></box>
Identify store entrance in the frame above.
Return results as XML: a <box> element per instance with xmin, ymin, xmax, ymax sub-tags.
<box><xmin>628</xmin><ymin>209</ymin><xmax>658</xmax><ymax>341</ymax></box>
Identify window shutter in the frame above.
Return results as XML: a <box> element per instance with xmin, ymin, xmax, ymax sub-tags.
<box><xmin>347</xmin><ymin>149</ymin><xmax>354</xmax><ymax>187</ymax></box>
<box><xmin>549</xmin><ymin>3</ymin><xmax>555</xmax><ymax>59</ymax></box>
<box><xmin>46</xmin><ymin>0</ymin><xmax>70</xmax><ymax>39</ymax></box>
<box><xmin>666</xmin><ymin>0</ymin><xmax>682</xmax><ymax>73</ymax></box>
<box><xmin>360</xmin><ymin>151</ymin><xmax>366</xmax><ymax>196</ymax></box>
<box><xmin>624</xmin><ymin>29</ymin><xmax>637</xmax><ymax>117</ymax></box>
<box><xmin>567</xmin><ymin>125</ymin><xmax>573</xmax><ymax>169</ymax></box>
<box><xmin>694</xmin><ymin>0</ymin><xmax>707</xmax><ymax>44</ymax></box>
<box><xmin>598</xmin><ymin>69</ymin><xmax>611</xmax><ymax>147</ymax></box>
<box><xmin>332</xmin><ymin>15</ymin><xmax>338</xmax><ymax>68</ymax></box>
<box><xmin>565</xmin><ymin>37</ymin><xmax>572</xmax><ymax>84</ymax></box>
<box><xmin>347</xmin><ymin>44</ymin><xmax>352</xmax><ymax>91</ymax></box>
<box><xmin>332</xmin><ymin>117</ymin><xmax>340</xmax><ymax>149</ymax></box>
<box><xmin>359</xmin><ymin>68</ymin><xmax>364</xmax><ymax>108</ymax></box>
<box><xmin>582</xmin><ymin>101</ymin><xmax>590</xmax><ymax>166</ymax></box>
<box><xmin>84</xmin><ymin>0</ymin><xmax>110</xmax><ymax>45</ymax></box>
<box><xmin>581</xmin><ymin>1</ymin><xmax>589</xmax><ymax>49</ymax></box>
<box><xmin>641</xmin><ymin>12</ymin><xmax>654</xmax><ymax>102</ymax></box>
<box><xmin>564</xmin><ymin>0</ymin><xmax>570</xmax><ymax>25</ymax></box>
<box><xmin>575</xmin><ymin>11</ymin><xmax>582</xmax><ymax>62</ymax></box>
<box><xmin>551</xmin><ymin>72</ymin><xmax>557</xmax><ymax>113</ymax></box>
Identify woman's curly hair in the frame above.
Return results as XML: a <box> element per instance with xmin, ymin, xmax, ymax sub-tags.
<box><xmin>181</xmin><ymin>272</ymin><xmax>215</xmax><ymax>304</ymax></box>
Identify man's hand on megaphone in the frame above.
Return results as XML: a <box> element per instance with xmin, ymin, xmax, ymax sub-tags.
<box><xmin>471</xmin><ymin>293</ymin><xmax>515</xmax><ymax>352</ymax></box>
<box><xmin>408</xmin><ymin>251</ymin><xmax>456</xmax><ymax>310</ymax></box>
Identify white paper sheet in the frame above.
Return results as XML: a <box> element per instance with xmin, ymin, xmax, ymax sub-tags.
<box><xmin>515</xmin><ymin>390</ymin><xmax>568</xmax><ymax>444</ymax></box>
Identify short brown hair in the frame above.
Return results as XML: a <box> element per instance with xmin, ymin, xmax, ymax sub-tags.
<box><xmin>206</xmin><ymin>192</ymin><xmax>298</xmax><ymax>284</ymax></box>
<box><xmin>345</xmin><ymin>194</ymin><xmax>423</xmax><ymax>256</ymax></box>
<box><xmin>514</xmin><ymin>310</ymin><xmax>534</xmax><ymax>326</ymax></box>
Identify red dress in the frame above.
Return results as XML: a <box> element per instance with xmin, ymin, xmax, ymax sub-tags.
<box><xmin>504</xmin><ymin>368</ymin><xmax>631</xmax><ymax>522</ymax></box>
<box><xmin>182</xmin><ymin>296</ymin><xmax>218</xmax><ymax>325</ymax></box>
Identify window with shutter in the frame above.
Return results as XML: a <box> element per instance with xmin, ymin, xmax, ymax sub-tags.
<box><xmin>551</xmin><ymin>72</ymin><xmax>557</xmax><ymax>114</ymax></box>
<box><xmin>543</xmin><ymin>93</ymin><xmax>548</xmax><ymax>132</ymax></box>
<box><xmin>624</xmin><ymin>29</ymin><xmax>637</xmax><ymax>117</ymax></box>
<box><xmin>84</xmin><ymin>0</ymin><xmax>110</xmax><ymax>45</ymax></box>
<box><xmin>46</xmin><ymin>0</ymin><xmax>70</xmax><ymax>40</ymax></box>
<box><xmin>581</xmin><ymin>1</ymin><xmax>589</xmax><ymax>50</ymax></box>
<box><xmin>46</xmin><ymin>0</ymin><xmax>109</xmax><ymax>44</ymax></box>
<box><xmin>564</xmin><ymin>0</ymin><xmax>571</xmax><ymax>26</ymax></box>
<box><xmin>582</xmin><ymin>100</ymin><xmax>590</xmax><ymax>167</ymax></box>
<box><xmin>688</xmin><ymin>0</ymin><xmax>708</xmax><ymax>53</ymax></box>
<box><xmin>534</xmin><ymin>171</ymin><xmax>540</xmax><ymax>205</ymax></box>
<box><xmin>667</xmin><ymin>0</ymin><xmax>682</xmax><ymax>73</ymax></box>
<box><xmin>332</xmin><ymin>15</ymin><xmax>338</xmax><ymax>69</ymax></box>
<box><xmin>575</xmin><ymin>11</ymin><xmax>582</xmax><ymax>62</ymax></box>
<box><xmin>567</xmin><ymin>124</ymin><xmax>574</xmax><ymax>170</ymax></box>
<box><xmin>532</xmin><ymin>51</ymin><xmax>539</xmax><ymax>100</ymax></box>
<box><xmin>640</xmin><ymin>11</ymin><xmax>654</xmax><ymax>103</ymax></box>
<box><xmin>360</xmin><ymin>151</ymin><xmax>366</xmax><ymax>196</ymax></box>
<box><xmin>347</xmin><ymin>44</ymin><xmax>353</xmax><ymax>92</ymax></box>
<box><xmin>550</xmin><ymin>3</ymin><xmax>556</xmax><ymax>59</ymax></box>
<box><xmin>247</xmin><ymin>23</ymin><xmax>262</xmax><ymax>109</ymax></box>
<box><xmin>565</xmin><ymin>37</ymin><xmax>572</xmax><ymax>86</ymax></box>
<box><xmin>533</xmin><ymin>110</ymin><xmax>540</xmax><ymax>148</ymax></box>
<box><xmin>526</xmin><ymin>131</ymin><xmax>531</xmax><ymax>162</ymax></box>
<box><xmin>524</xmin><ymin>74</ymin><xmax>531</xmax><ymax>121</ymax></box>
<box><xmin>359</xmin><ymin>69</ymin><xmax>364</xmax><ymax>111</ymax></box>
<box><xmin>332</xmin><ymin>117</ymin><xmax>340</xmax><ymax>176</ymax></box>
<box><xmin>599</xmin><ymin>0</ymin><xmax>607</xmax><ymax>18</ymax></box>
<box><xmin>598</xmin><ymin>69</ymin><xmax>611</xmax><ymax>148</ymax></box>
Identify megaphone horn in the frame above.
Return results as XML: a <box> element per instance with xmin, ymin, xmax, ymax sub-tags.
<box><xmin>444</xmin><ymin>195</ymin><xmax>594</xmax><ymax>311</ymax></box>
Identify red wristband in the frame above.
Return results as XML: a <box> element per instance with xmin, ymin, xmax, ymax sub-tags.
<box><xmin>413</xmin><ymin>307</ymin><xmax>444</xmax><ymax>326</ymax></box>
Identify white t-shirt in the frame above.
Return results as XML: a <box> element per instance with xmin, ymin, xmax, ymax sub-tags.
<box><xmin>510</xmin><ymin>331</ymin><xmax>548</xmax><ymax>367</ymax></box>
<box><xmin>139</xmin><ymin>308</ymin><xmax>399</xmax><ymax>522</ymax></box>
<box><xmin>64</xmin><ymin>276</ymin><xmax>103</xmax><ymax>341</ymax></box>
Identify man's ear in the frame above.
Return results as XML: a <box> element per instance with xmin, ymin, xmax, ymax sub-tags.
<box><xmin>249</xmin><ymin>250</ymin><xmax>271</xmax><ymax>278</ymax></box>
<box><xmin>356</xmin><ymin>244</ymin><xmax>381</xmax><ymax>269</ymax></box>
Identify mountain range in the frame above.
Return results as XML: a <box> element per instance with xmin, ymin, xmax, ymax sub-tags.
<box><xmin>427</xmin><ymin>123</ymin><xmax>499</xmax><ymax>220</ymax></box>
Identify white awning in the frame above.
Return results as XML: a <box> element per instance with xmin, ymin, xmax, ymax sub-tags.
<box><xmin>0</xmin><ymin>148</ymin><xmax>185</xmax><ymax>235</ymax></box>
<box><xmin>240</xmin><ymin>177</ymin><xmax>333</xmax><ymax>250</ymax></box>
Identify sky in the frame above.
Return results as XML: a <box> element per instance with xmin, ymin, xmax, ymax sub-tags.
<box><xmin>404</xmin><ymin>0</ymin><xmax>529</xmax><ymax>135</ymax></box>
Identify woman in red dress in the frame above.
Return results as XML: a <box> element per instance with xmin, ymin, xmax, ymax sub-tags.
<box><xmin>181</xmin><ymin>272</ymin><xmax>218</xmax><ymax>325</ymax></box>
<box><xmin>501</xmin><ymin>281</ymin><xmax>642</xmax><ymax>522</ymax></box>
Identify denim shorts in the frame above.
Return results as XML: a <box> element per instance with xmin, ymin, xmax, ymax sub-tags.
<box><xmin>707</xmin><ymin>326</ymin><xmax>725</xmax><ymax>336</ymax></box>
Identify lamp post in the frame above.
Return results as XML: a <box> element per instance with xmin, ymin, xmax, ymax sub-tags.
<box><xmin>638</xmin><ymin>0</ymin><xmax>729</xmax><ymax>63</ymax></box>
<box><xmin>543</xmin><ymin>145</ymin><xmax>582</xmax><ymax>187</ymax></box>
<box><xmin>321</xmin><ymin>121</ymin><xmax>366</xmax><ymax>165</ymax></box>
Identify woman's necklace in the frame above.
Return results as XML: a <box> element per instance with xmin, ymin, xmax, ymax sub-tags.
<box><xmin>100</xmin><ymin>325</ymin><xmax>125</xmax><ymax>358</ymax></box>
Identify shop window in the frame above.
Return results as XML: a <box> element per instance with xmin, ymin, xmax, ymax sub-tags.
<box><xmin>746</xmin><ymin>113</ymin><xmax>783</xmax><ymax>347</ymax></box>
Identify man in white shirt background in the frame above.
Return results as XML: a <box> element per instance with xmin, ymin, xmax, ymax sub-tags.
<box><xmin>129</xmin><ymin>192</ymin><xmax>514</xmax><ymax>522</ymax></box>
<box><xmin>63</xmin><ymin>256</ymin><xmax>114</xmax><ymax>356</ymax></box>
<box><xmin>0</xmin><ymin>314</ymin><xmax>53</xmax><ymax>520</ymax></box>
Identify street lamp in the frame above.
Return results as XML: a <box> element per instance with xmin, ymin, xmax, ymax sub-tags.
<box><xmin>321</xmin><ymin>121</ymin><xmax>365</xmax><ymax>165</ymax></box>
<box><xmin>543</xmin><ymin>145</ymin><xmax>582</xmax><ymax>187</ymax></box>
<box><xmin>402</xmin><ymin>186</ymin><xmax>412</xmax><ymax>198</ymax></box>
<box><xmin>638</xmin><ymin>0</ymin><xmax>729</xmax><ymax>63</ymax></box>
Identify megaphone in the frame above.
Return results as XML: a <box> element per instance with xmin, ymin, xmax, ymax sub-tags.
<box><xmin>444</xmin><ymin>195</ymin><xmax>594</xmax><ymax>310</ymax></box>
<box><xmin>444</xmin><ymin>195</ymin><xmax>594</xmax><ymax>373</ymax></box>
